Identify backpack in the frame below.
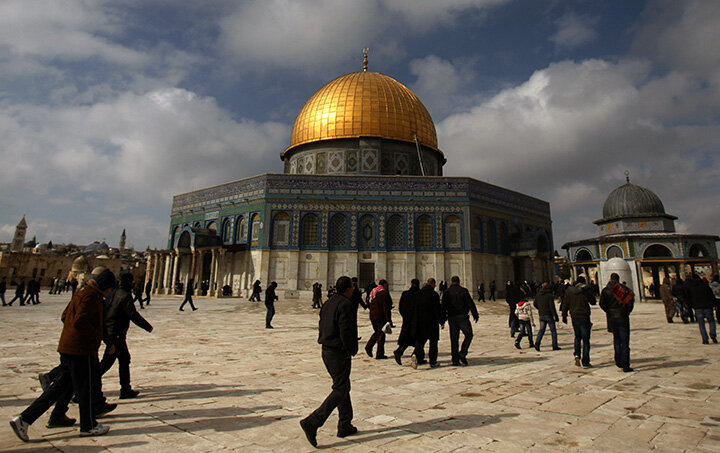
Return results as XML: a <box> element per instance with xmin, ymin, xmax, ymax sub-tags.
<box><xmin>610</xmin><ymin>283</ymin><xmax>634</xmax><ymax>306</ymax></box>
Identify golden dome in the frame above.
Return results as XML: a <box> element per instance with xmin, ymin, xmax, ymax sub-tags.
<box><xmin>284</xmin><ymin>71</ymin><xmax>439</xmax><ymax>156</ymax></box>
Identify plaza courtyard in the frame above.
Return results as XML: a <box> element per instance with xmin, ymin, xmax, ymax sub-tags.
<box><xmin>1</xmin><ymin>293</ymin><xmax>719</xmax><ymax>452</ymax></box>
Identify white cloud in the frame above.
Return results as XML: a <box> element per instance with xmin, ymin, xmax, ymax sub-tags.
<box><xmin>409</xmin><ymin>55</ymin><xmax>480</xmax><ymax>117</ymax></box>
<box><xmin>383</xmin><ymin>0</ymin><xmax>508</xmax><ymax>27</ymax></box>
<box><xmin>549</xmin><ymin>12</ymin><xmax>598</xmax><ymax>50</ymax></box>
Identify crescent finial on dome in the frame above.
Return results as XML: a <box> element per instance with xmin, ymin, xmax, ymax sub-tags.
<box><xmin>625</xmin><ymin>170</ymin><xmax>630</xmax><ymax>183</ymax></box>
<box><xmin>363</xmin><ymin>47</ymin><xmax>369</xmax><ymax>72</ymax></box>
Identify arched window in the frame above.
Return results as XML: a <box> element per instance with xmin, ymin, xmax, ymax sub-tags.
<box><xmin>301</xmin><ymin>214</ymin><xmax>319</xmax><ymax>248</ymax></box>
<box><xmin>193</xmin><ymin>221</ymin><xmax>201</xmax><ymax>228</ymax></box>
<box><xmin>606</xmin><ymin>245</ymin><xmax>623</xmax><ymax>259</ymax></box>
<box><xmin>329</xmin><ymin>214</ymin><xmax>348</xmax><ymax>249</ymax></box>
<box><xmin>271</xmin><ymin>212</ymin><xmax>290</xmax><ymax>247</ymax></box>
<box><xmin>689</xmin><ymin>243</ymin><xmax>708</xmax><ymax>258</ymax></box>
<box><xmin>177</xmin><ymin>231</ymin><xmax>191</xmax><ymax>248</ymax></box>
<box><xmin>387</xmin><ymin>215</ymin><xmax>404</xmax><ymax>249</ymax></box>
<box><xmin>359</xmin><ymin>215</ymin><xmax>375</xmax><ymax>249</ymax></box>
<box><xmin>250</xmin><ymin>214</ymin><xmax>261</xmax><ymax>242</ymax></box>
<box><xmin>575</xmin><ymin>249</ymin><xmax>593</xmax><ymax>261</ymax></box>
<box><xmin>170</xmin><ymin>225</ymin><xmax>179</xmax><ymax>248</ymax></box>
<box><xmin>416</xmin><ymin>215</ymin><xmax>433</xmax><ymax>248</ymax></box>
<box><xmin>206</xmin><ymin>221</ymin><xmax>217</xmax><ymax>234</ymax></box>
<box><xmin>444</xmin><ymin>215</ymin><xmax>462</xmax><ymax>249</ymax></box>
<box><xmin>644</xmin><ymin>244</ymin><xmax>672</xmax><ymax>258</ymax></box>
<box><xmin>235</xmin><ymin>217</ymin><xmax>246</xmax><ymax>243</ymax></box>
<box><xmin>487</xmin><ymin>220</ymin><xmax>497</xmax><ymax>253</ymax></box>
<box><xmin>222</xmin><ymin>219</ymin><xmax>232</xmax><ymax>243</ymax></box>
<box><xmin>472</xmin><ymin>217</ymin><xmax>483</xmax><ymax>251</ymax></box>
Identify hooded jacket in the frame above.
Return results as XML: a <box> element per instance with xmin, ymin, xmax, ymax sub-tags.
<box><xmin>533</xmin><ymin>286</ymin><xmax>558</xmax><ymax>320</ymax></box>
<box><xmin>104</xmin><ymin>287</ymin><xmax>152</xmax><ymax>340</ymax></box>
<box><xmin>58</xmin><ymin>281</ymin><xmax>105</xmax><ymax>355</ymax></box>
<box><xmin>560</xmin><ymin>284</ymin><xmax>596</xmax><ymax>319</ymax></box>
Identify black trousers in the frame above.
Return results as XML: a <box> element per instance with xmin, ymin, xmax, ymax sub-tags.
<box><xmin>179</xmin><ymin>295</ymin><xmax>195</xmax><ymax>310</ymax></box>
<box><xmin>100</xmin><ymin>337</ymin><xmax>132</xmax><ymax>391</ymax></box>
<box><xmin>265</xmin><ymin>303</ymin><xmax>275</xmax><ymax>326</ymax></box>
<box><xmin>413</xmin><ymin>338</ymin><xmax>438</xmax><ymax>365</ymax></box>
<box><xmin>21</xmin><ymin>355</ymin><xmax>74</xmax><ymax>425</ymax></box>
<box><xmin>448</xmin><ymin>315</ymin><xmax>473</xmax><ymax>363</ymax></box>
<box><xmin>365</xmin><ymin>319</ymin><xmax>386</xmax><ymax>357</ymax></box>
<box><xmin>307</xmin><ymin>347</ymin><xmax>353</xmax><ymax>430</ymax></box>
<box><xmin>608</xmin><ymin>317</ymin><xmax>631</xmax><ymax>369</ymax></box>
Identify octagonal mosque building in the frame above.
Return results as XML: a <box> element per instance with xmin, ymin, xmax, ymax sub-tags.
<box><xmin>146</xmin><ymin>61</ymin><xmax>554</xmax><ymax>298</ymax></box>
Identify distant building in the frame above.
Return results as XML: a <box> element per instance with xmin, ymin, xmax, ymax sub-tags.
<box><xmin>562</xmin><ymin>174</ymin><xmax>718</xmax><ymax>299</ymax></box>
<box><xmin>11</xmin><ymin>216</ymin><xmax>27</xmax><ymax>252</ymax></box>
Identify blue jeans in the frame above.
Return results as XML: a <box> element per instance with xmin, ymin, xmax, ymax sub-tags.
<box><xmin>571</xmin><ymin>318</ymin><xmax>591</xmax><ymax>366</ymax></box>
<box><xmin>695</xmin><ymin>308</ymin><xmax>717</xmax><ymax>343</ymax></box>
<box><xmin>515</xmin><ymin>320</ymin><xmax>534</xmax><ymax>347</ymax></box>
<box><xmin>535</xmin><ymin>315</ymin><xmax>558</xmax><ymax>349</ymax></box>
<box><xmin>608</xmin><ymin>318</ymin><xmax>630</xmax><ymax>368</ymax></box>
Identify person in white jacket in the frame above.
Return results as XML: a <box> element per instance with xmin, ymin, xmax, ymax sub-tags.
<box><xmin>514</xmin><ymin>299</ymin><xmax>535</xmax><ymax>349</ymax></box>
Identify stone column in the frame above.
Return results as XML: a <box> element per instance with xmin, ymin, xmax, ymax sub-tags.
<box><xmin>151</xmin><ymin>253</ymin><xmax>160</xmax><ymax>291</ymax></box>
<box><xmin>163</xmin><ymin>254</ymin><xmax>171</xmax><ymax>293</ymax></box>
<box><xmin>209</xmin><ymin>249</ymin><xmax>218</xmax><ymax>296</ymax></box>
<box><xmin>217</xmin><ymin>250</ymin><xmax>226</xmax><ymax>295</ymax></box>
<box><xmin>189</xmin><ymin>250</ymin><xmax>197</xmax><ymax>280</ymax></box>
<box><xmin>171</xmin><ymin>253</ymin><xmax>180</xmax><ymax>294</ymax></box>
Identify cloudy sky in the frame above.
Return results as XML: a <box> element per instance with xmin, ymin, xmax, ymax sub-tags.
<box><xmin>1</xmin><ymin>0</ymin><xmax>718</xmax><ymax>253</ymax></box>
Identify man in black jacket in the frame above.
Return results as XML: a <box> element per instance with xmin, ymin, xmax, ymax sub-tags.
<box><xmin>394</xmin><ymin>279</ymin><xmax>420</xmax><ymax>366</ymax></box>
<box><xmin>412</xmin><ymin>278</ymin><xmax>445</xmax><ymax>368</ymax></box>
<box><xmin>441</xmin><ymin>276</ymin><xmax>478</xmax><ymax>366</ymax></box>
<box><xmin>301</xmin><ymin>276</ymin><xmax>358</xmax><ymax>447</ymax></box>
<box><xmin>560</xmin><ymin>276</ymin><xmax>597</xmax><ymax>368</ymax></box>
<box><xmin>686</xmin><ymin>273</ymin><xmax>717</xmax><ymax>344</ymax></box>
<box><xmin>100</xmin><ymin>273</ymin><xmax>153</xmax><ymax>398</ymax></box>
<box><xmin>533</xmin><ymin>282</ymin><xmax>560</xmax><ymax>351</ymax></box>
<box><xmin>179</xmin><ymin>278</ymin><xmax>196</xmax><ymax>311</ymax></box>
<box><xmin>505</xmin><ymin>281</ymin><xmax>523</xmax><ymax>337</ymax></box>
<box><xmin>265</xmin><ymin>281</ymin><xmax>278</xmax><ymax>328</ymax></box>
<box><xmin>599</xmin><ymin>273</ymin><xmax>634</xmax><ymax>371</ymax></box>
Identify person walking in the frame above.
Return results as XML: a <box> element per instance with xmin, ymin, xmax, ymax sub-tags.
<box><xmin>659</xmin><ymin>278</ymin><xmax>676</xmax><ymax>323</ymax></box>
<box><xmin>560</xmin><ymin>276</ymin><xmax>597</xmax><ymax>368</ymax></box>
<box><xmin>505</xmin><ymin>281</ymin><xmax>523</xmax><ymax>337</ymax></box>
<box><xmin>249</xmin><ymin>280</ymin><xmax>262</xmax><ymax>302</ymax></box>
<box><xmin>364</xmin><ymin>280</ymin><xmax>392</xmax><ymax>359</ymax></box>
<box><xmin>441</xmin><ymin>276</ymin><xmax>478</xmax><ymax>366</ymax></box>
<box><xmin>478</xmin><ymin>282</ymin><xmax>485</xmax><ymax>302</ymax></box>
<box><xmin>144</xmin><ymin>279</ymin><xmax>152</xmax><ymax>306</ymax></box>
<box><xmin>8</xmin><ymin>280</ymin><xmax>26</xmax><ymax>306</ymax></box>
<box><xmin>265</xmin><ymin>281</ymin><xmax>278</xmax><ymax>329</ymax></box>
<box><xmin>533</xmin><ymin>282</ymin><xmax>560</xmax><ymax>351</ymax></box>
<box><xmin>599</xmin><ymin>273</ymin><xmax>635</xmax><ymax>372</ymax></box>
<box><xmin>686</xmin><ymin>274</ymin><xmax>717</xmax><ymax>344</ymax></box>
<box><xmin>350</xmin><ymin>277</ymin><xmax>367</xmax><ymax>311</ymax></box>
<box><xmin>364</xmin><ymin>280</ymin><xmax>376</xmax><ymax>306</ymax></box>
<box><xmin>709</xmin><ymin>275</ymin><xmax>720</xmax><ymax>323</ymax></box>
<box><xmin>312</xmin><ymin>282</ymin><xmax>322</xmax><ymax>309</ymax></box>
<box><xmin>132</xmin><ymin>281</ymin><xmax>144</xmax><ymax>309</ymax></box>
<box><xmin>300</xmin><ymin>276</ymin><xmax>359</xmax><ymax>447</ymax></box>
<box><xmin>100</xmin><ymin>273</ymin><xmax>153</xmax><ymax>399</ymax></box>
<box><xmin>179</xmin><ymin>278</ymin><xmax>197</xmax><ymax>311</ymax></box>
<box><xmin>514</xmin><ymin>298</ymin><xmax>535</xmax><ymax>349</ymax></box>
<box><xmin>0</xmin><ymin>277</ymin><xmax>6</xmax><ymax>306</ymax></box>
<box><xmin>393</xmin><ymin>279</ymin><xmax>420</xmax><ymax>365</ymax></box>
<box><xmin>489</xmin><ymin>280</ymin><xmax>496</xmax><ymax>301</ymax></box>
<box><xmin>9</xmin><ymin>269</ymin><xmax>116</xmax><ymax>442</ymax></box>
<box><xmin>411</xmin><ymin>278</ymin><xmax>444</xmax><ymax>368</ymax></box>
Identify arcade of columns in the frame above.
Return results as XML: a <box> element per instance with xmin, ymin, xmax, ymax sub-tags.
<box><xmin>145</xmin><ymin>247</ymin><xmax>227</xmax><ymax>296</ymax></box>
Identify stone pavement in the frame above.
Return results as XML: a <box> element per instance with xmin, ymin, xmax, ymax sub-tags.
<box><xmin>1</xmin><ymin>292</ymin><xmax>719</xmax><ymax>452</ymax></box>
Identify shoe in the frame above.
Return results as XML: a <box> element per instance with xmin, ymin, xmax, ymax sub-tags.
<box><xmin>38</xmin><ymin>372</ymin><xmax>52</xmax><ymax>391</ymax></box>
<box><xmin>79</xmin><ymin>423</ymin><xmax>110</xmax><ymax>437</ymax></box>
<box><xmin>9</xmin><ymin>415</ymin><xmax>29</xmax><ymax>442</ymax></box>
<box><xmin>552</xmin><ymin>346</ymin><xmax>561</xmax><ymax>350</ymax></box>
<box><xmin>96</xmin><ymin>402</ymin><xmax>117</xmax><ymax>418</ymax></box>
<box><xmin>534</xmin><ymin>344</ymin><xmax>540</xmax><ymax>351</ymax></box>
<box><xmin>581</xmin><ymin>363</ymin><xmax>593</xmax><ymax>369</ymax></box>
<box><xmin>119</xmin><ymin>389</ymin><xmax>139</xmax><ymax>399</ymax></box>
<box><xmin>702</xmin><ymin>340</ymin><xmax>709</xmax><ymax>345</ymax></box>
<box><xmin>429</xmin><ymin>363</ymin><xmax>440</xmax><ymax>368</ymax></box>
<box><xmin>365</xmin><ymin>346</ymin><xmax>373</xmax><ymax>358</ymax></box>
<box><xmin>451</xmin><ymin>362</ymin><xmax>460</xmax><ymax>366</ymax></box>
<box><xmin>375</xmin><ymin>355</ymin><xmax>388</xmax><ymax>360</ymax></box>
<box><xmin>266</xmin><ymin>325</ymin><xmax>273</xmax><ymax>329</ymax></box>
<box><xmin>574</xmin><ymin>356</ymin><xmax>581</xmax><ymax>367</ymax></box>
<box><xmin>622</xmin><ymin>367</ymin><xmax>634</xmax><ymax>372</ymax></box>
<box><xmin>337</xmin><ymin>424</ymin><xmax>358</xmax><ymax>438</ymax></box>
<box><xmin>300</xmin><ymin>418</ymin><xmax>318</xmax><ymax>448</ymax></box>
<box><xmin>393</xmin><ymin>349</ymin><xmax>402</xmax><ymax>365</ymax></box>
<box><xmin>46</xmin><ymin>414</ymin><xmax>76</xmax><ymax>428</ymax></box>
<box><xmin>514</xmin><ymin>343</ymin><xmax>521</xmax><ymax>349</ymax></box>
<box><xmin>410</xmin><ymin>354</ymin><xmax>418</xmax><ymax>369</ymax></box>
<box><xmin>179</xmin><ymin>308</ymin><xmax>184</xmax><ymax>311</ymax></box>
<box><xmin>712</xmin><ymin>337</ymin><xmax>718</xmax><ymax>344</ymax></box>
<box><xmin>459</xmin><ymin>356</ymin><xmax>468</xmax><ymax>366</ymax></box>
<box><xmin>192</xmin><ymin>308</ymin><xmax>197</xmax><ymax>311</ymax></box>
<box><xmin>667</xmin><ymin>319</ymin><xmax>674</xmax><ymax>323</ymax></box>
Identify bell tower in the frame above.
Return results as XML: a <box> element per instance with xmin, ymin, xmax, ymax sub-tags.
<box><xmin>119</xmin><ymin>228</ymin><xmax>126</xmax><ymax>252</ymax></box>
<box><xmin>11</xmin><ymin>216</ymin><xmax>28</xmax><ymax>252</ymax></box>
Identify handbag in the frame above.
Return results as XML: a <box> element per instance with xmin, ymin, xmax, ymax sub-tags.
<box><xmin>382</xmin><ymin>321</ymin><xmax>392</xmax><ymax>334</ymax></box>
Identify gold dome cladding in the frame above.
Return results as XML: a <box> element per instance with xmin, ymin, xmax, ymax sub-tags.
<box><xmin>285</xmin><ymin>71</ymin><xmax>439</xmax><ymax>156</ymax></box>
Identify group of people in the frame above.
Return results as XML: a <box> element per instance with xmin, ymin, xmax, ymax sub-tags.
<box><xmin>49</xmin><ymin>277</ymin><xmax>79</xmax><ymax>295</ymax></box>
<box><xmin>9</xmin><ymin>268</ymin><xmax>153</xmax><ymax>442</ymax></box>
<box><xmin>2</xmin><ymin>277</ymin><xmax>45</xmax><ymax>306</ymax></box>
<box><xmin>660</xmin><ymin>274</ymin><xmax>719</xmax><ymax>344</ymax></box>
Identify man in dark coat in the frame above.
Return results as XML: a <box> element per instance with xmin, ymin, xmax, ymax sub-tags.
<box><xmin>0</xmin><ymin>276</ymin><xmax>6</xmax><ymax>305</ymax></box>
<box><xmin>560</xmin><ymin>276</ymin><xmax>597</xmax><ymax>368</ymax></box>
<box><xmin>505</xmin><ymin>281</ymin><xmax>523</xmax><ymax>337</ymax></box>
<box><xmin>441</xmin><ymin>276</ymin><xmax>478</xmax><ymax>366</ymax></box>
<box><xmin>8</xmin><ymin>279</ymin><xmax>25</xmax><ymax>306</ymax></box>
<box><xmin>144</xmin><ymin>279</ymin><xmax>152</xmax><ymax>306</ymax></box>
<box><xmin>265</xmin><ymin>281</ymin><xmax>279</xmax><ymax>328</ymax></box>
<box><xmin>300</xmin><ymin>276</ymin><xmax>359</xmax><ymax>447</ymax></box>
<box><xmin>350</xmin><ymin>277</ymin><xmax>367</xmax><ymax>311</ymax></box>
<box><xmin>364</xmin><ymin>279</ymin><xmax>392</xmax><ymax>359</ymax></box>
<box><xmin>393</xmin><ymin>279</ymin><xmax>420</xmax><ymax>365</ymax></box>
<box><xmin>411</xmin><ymin>278</ymin><xmax>445</xmax><ymax>368</ymax></box>
<box><xmin>100</xmin><ymin>273</ymin><xmax>153</xmax><ymax>398</ymax></box>
<box><xmin>179</xmin><ymin>278</ymin><xmax>196</xmax><ymax>311</ymax></box>
<box><xmin>599</xmin><ymin>273</ymin><xmax>634</xmax><ymax>371</ymax></box>
<box><xmin>489</xmin><ymin>280</ymin><xmax>496</xmax><ymax>301</ymax></box>
<box><xmin>533</xmin><ymin>282</ymin><xmax>560</xmax><ymax>351</ymax></box>
<box><xmin>686</xmin><ymin>273</ymin><xmax>717</xmax><ymax>344</ymax></box>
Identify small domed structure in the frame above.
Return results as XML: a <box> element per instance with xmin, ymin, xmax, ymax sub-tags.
<box><xmin>71</xmin><ymin>255</ymin><xmax>90</xmax><ymax>273</ymax></box>
<box><xmin>601</xmin><ymin>181</ymin><xmax>666</xmax><ymax>220</ymax></box>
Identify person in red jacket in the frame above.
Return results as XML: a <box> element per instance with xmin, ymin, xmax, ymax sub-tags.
<box><xmin>10</xmin><ymin>269</ymin><xmax>116</xmax><ymax>442</ymax></box>
<box><xmin>364</xmin><ymin>279</ymin><xmax>393</xmax><ymax>359</ymax></box>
